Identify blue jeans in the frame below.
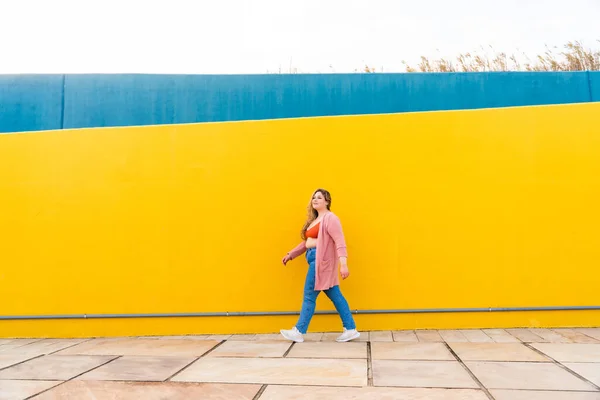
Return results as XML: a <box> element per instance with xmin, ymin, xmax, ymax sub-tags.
<box><xmin>296</xmin><ymin>247</ymin><xmax>356</xmax><ymax>334</ymax></box>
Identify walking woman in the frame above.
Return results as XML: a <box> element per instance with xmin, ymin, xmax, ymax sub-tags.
<box><xmin>280</xmin><ymin>189</ymin><xmax>360</xmax><ymax>343</ymax></box>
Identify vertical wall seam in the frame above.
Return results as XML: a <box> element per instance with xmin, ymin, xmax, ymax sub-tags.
<box><xmin>60</xmin><ymin>74</ymin><xmax>66</xmax><ymax>129</ymax></box>
<box><xmin>586</xmin><ymin>70</ymin><xmax>594</xmax><ymax>102</ymax></box>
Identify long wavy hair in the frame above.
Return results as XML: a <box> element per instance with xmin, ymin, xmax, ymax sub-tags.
<box><xmin>301</xmin><ymin>188</ymin><xmax>332</xmax><ymax>240</ymax></box>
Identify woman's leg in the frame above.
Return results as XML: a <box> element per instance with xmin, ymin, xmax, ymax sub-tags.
<box><xmin>295</xmin><ymin>249</ymin><xmax>320</xmax><ymax>334</ymax></box>
<box><xmin>324</xmin><ymin>285</ymin><xmax>356</xmax><ymax>330</ymax></box>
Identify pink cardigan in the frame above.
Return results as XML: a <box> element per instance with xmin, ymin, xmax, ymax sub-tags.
<box><xmin>287</xmin><ymin>212</ymin><xmax>348</xmax><ymax>291</ymax></box>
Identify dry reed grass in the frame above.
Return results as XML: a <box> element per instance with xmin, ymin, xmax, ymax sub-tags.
<box><xmin>400</xmin><ymin>40</ymin><xmax>600</xmax><ymax>72</ymax></box>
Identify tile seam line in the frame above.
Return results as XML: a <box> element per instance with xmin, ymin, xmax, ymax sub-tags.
<box><xmin>523</xmin><ymin>343</ymin><xmax>600</xmax><ymax>391</ymax></box>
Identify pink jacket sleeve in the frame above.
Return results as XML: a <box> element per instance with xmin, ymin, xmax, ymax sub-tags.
<box><xmin>288</xmin><ymin>241</ymin><xmax>307</xmax><ymax>260</ymax></box>
<box><xmin>327</xmin><ymin>214</ymin><xmax>348</xmax><ymax>258</ymax></box>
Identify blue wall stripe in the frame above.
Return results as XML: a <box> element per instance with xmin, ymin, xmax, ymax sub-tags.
<box><xmin>0</xmin><ymin>75</ymin><xmax>64</xmax><ymax>133</ymax></box>
<box><xmin>0</xmin><ymin>72</ymin><xmax>596</xmax><ymax>133</ymax></box>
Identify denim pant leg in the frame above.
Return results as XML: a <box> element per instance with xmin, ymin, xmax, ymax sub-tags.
<box><xmin>324</xmin><ymin>285</ymin><xmax>356</xmax><ymax>330</ymax></box>
<box><xmin>295</xmin><ymin>249</ymin><xmax>320</xmax><ymax>334</ymax></box>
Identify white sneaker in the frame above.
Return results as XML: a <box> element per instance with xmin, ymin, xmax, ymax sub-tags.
<box><xmin>280</xmin><ymin>326</ymin><xmax>305</xmax><ymax>343</ymax></box>
<box><xmin>336</xmin><ymin>328</ymin><xmax>360</xmax><ymax>342</ymax></box>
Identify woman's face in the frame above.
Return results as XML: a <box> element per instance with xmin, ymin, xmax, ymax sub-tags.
<box><xmin>312</xmin><ymin>191</ymin><xmax>328</xmax><ymax>211</ymax></box>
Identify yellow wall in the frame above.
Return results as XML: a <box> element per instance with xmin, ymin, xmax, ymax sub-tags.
<box><xmin>1</xmin><ymin>102</ymin><xmax>599</xmax><ymax>338</ymax></box>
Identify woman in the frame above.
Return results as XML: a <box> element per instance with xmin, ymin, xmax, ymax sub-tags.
<box><xmin>280</xmin><ymin>189</ymin><xmax>360</xmax><ymax>343</ymax></box>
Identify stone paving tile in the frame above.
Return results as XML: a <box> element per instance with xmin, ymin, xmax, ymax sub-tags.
<box><xmin>482</xmin><ymin>329</ymin><xmax>520</xmax><ymax>343</ymax></box>
<box><xmin>253</xmin><ymin>334</ymin><xmax>288</xmax><ymax>341</ymax></box>
<box><xmin>207</xmin><ymin>340</ymin><xmax>291</xmax><ymax>358</ymax></box>
<box><xmin>530</xmin><ymin>328</ymin><xmax>573</xmax><ymax>343</ymax></box>
<box><xmin>0</xmin><ymin>354</ymin><xmax>39</xmax><ymax>370</ymax></box>
<box><xmin>466</xmin><ymin>361</ymin><xmax>596</xmax><ymax>391</ymax></box>
<box><xmin>0</xmin><ymin>339</ymin><xmax>89</xmax><ymax>356</ymax></box>
<box><xmin>144</xmin><ymin>335</ymin><xmax>210</xmax><ymax>340</ymax></box>
<box><xmin>371</xmin><ymin>343</ymin><xmax>455</xmax><ymax>361</ymax></box>
<box><xmin>415</xmin><ymin>330</ymin><xmax>444</xmax><ymax>342</ymax></box>
<box><xmin>229</xmin><ymin>334</ymin><xmax>257</xmax><ymax>341</ymax></box>
<box><xmin>0</xmin><ymin>380</ymin><xmax>62</xmax><ymax>400</ymax></box>
<box><xmin>286</xmin><ymin>341</ymin><xmax>366</xmax><ymax>359</ymax></box>
<box><xmin>321</xmin><ymin>332</ymin><xmax>343</xmax><ymax>341</ymax></box>
<box><xmin>56</xmin><ymin>338</ymin><xmax>220</xmax><ymax>357</ymax></box>
<box><xmin>34</xmin><ymin>380</ymin><xmax>261</xmax><ymax>400</ymax></box>
<box><xmin>448</xmin><ymin>343</ymin><xmax>550</xmax><ymax>362</ymax></box>
<box><xmin>459</xmin><ymin>330</ymin><xmax>494</xmax><ymax>343</ymax></box>
<box><xmin>439</xmin><ymin>330</ymin><xmax>469</xmax><ymax>343</ymax></box>
<box><xmin>171</xmin><ymin>357</ymin><xmax>367</xmax><ymax>387</ymax></box>
<box><xmin>303</xmin><ymin>333</ymin><xmax>324</xmax><ymax>342</ymax></box>
<box><xmin>531</xmin><ymin>343</ymin><xmax>600</xmax><ymax>362</ymax></box>
<box><xmin>205</xmin><ymin>335</ymin><xmax>232</xmax><ymax>341</ymax></box>
<box><xmin>392</xmin><ymin>330</ymin><xmax>419</xmax><ymax>342</ymax></box>
<box><xmin>553</xmin><ymin>329</ymin><xmax>600</xmax><ymax>344</ymax></box>
<box><xmin>576</xmin><ymin>329</ymin><xmax>600</xmax><ymax>342</ymax></box>
<box><xmin>1</xmin><ymin>339</ymin><xmax>42</xmax><ymax>345</ymax></box>
<box><xmin>0</xmin><ymin>355</ymin><xmax>115</xmax><ymax>380</ymax></box>
<box><xmin>564</xmin><ymin>363</ymin><xmax>600</xmax><ymax>386</ymax></box>
<box><xmin>355</xmin><ymin>331</ymin><xmax>370</xmax><ymax>342</ymax></box>
<box><xmin>76</xmin><ymin>356</ymin><xmax>196</xmax><ymax>382</ymax></box>
<box><xmin>491</xmin><ymin>389</ymin><xmax>600</xmax><ymax>400</ymax></box>
<box><xmin>254</xmin><ymin>333</ymin><xmax>324</xmax><ymax>342</ymax></box>
<box><xmin>0</xmin><ymin>339</ymin><xmax>43</xmax><ymax>352</ymax></box>
<box><xmin>505</xmin><ymin>328</ymin><xmax>547</xmax><ymax>343</ymax></box>
<box><xmin>85</xmin><ymin>337</ymin><xmax>130</xmax><ymax>342</ymax></box>
<box><xmin>372</xmin><ymin>360</ymin><xmax>479</xmax><ymax>388</ymax></box>
<box><xmin>369</xmin><ymin>331</ymin><xmax>394</xmax><ymax>342</ymax></box>
<box><xmin>260</xmin><ymin>385</ymin><xmax>489</xmax><ymax>399</ymax></box>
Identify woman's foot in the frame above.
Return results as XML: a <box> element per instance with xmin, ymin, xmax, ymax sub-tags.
<box><xmin>336</xmin><ymin>328</ymin><xmax>360</xmax><ymax>342</ymax></box>
<box><xmin>280</xmin><ymin>326</ymin><xmax>305</xmax><ymax>342</ymax></box>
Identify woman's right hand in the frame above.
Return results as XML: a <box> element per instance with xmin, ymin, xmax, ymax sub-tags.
<box><xmin>282</xmin><ymin>254</ymin><xmax>292</xmax><ymax>266</ymax></box>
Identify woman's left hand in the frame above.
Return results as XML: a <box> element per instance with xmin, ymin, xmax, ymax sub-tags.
<box><xmin>340</xmin><ymin>265</ymin><xmax>350</xmax><ymax>279</ymax></box>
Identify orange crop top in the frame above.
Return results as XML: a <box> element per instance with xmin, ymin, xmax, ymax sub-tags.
<box><xmin>305</xmin><ymin>222</ymin><xmax>320</xmax><ymax>239</ymax></box>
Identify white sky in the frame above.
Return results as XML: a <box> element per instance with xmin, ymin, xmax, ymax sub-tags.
<box><xmin>1</xmin><ymin>0</ymin><xmax>598</xmax><ymax>74</ymax></box>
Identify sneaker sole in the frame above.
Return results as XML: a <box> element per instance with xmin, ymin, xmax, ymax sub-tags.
<box><xmin>336</xmin><ymin>332</ymin><xmax>361</xmax><ymax>342</ymax></box>
<box><xmin>280</xmin><ymin>330</ymin><xmax>304</xmax><ymax>343</ymax></box>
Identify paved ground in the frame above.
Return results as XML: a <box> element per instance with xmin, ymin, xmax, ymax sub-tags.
<box><xmin>0</xmin><ymin>328</ymin><xmax>599</xmax><ymax>399</ymax></box>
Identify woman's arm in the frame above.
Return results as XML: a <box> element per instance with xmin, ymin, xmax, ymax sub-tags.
<box><xmin>288</xmin><ymin>241</ymin><xmax>307</xmax><ymax>260</ymax></box>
